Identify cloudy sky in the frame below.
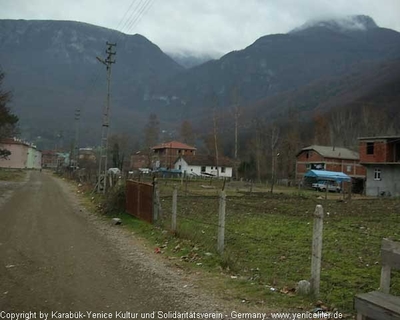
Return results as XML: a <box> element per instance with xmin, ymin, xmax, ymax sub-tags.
<box><xmin>1</xmin><ymin>0</ymin><xmax>400</xmax><ymax>56</ymax></box>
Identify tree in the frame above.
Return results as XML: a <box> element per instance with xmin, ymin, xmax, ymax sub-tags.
<box><xmin>313</xmin><ymin>112</ymin><xmax>330</xmax><ymax>145</ymax></box>
<box><xmin>250</xmin><ymin>118</ymin><xmax>265</xmax><ymax>183</ymax></box>
<box><xmin>269</xmin><ymin>124</ymin><xmax>280</xmax><ymax>193</ymax></box>
<box><xmin>111</xmin><ymin>142</ymin><xmax>120</xmax><ymax>169</ymax></box>
<box><xmin>144</xmin><ymin>113</ymin><xmax>160</xmax><ymax>148</ymax></box>
<box><xmin>230</xmin><ymin>86</ymin><xmax>241</xmax><ymax>179</ymax></box>
<box><xmin>210</xmin><ymin>93</ymin><xmax>220</xmax><ymax>177</ymax></box>
<box><xmin>180</xmin><ymin>120</ymin><xmax>195</xmax><ymax>145</ymax></box>
<box><xmin>0</xmin><ymin>71</ymin><xmax>18</xmax><ymax>159</ymax></box>
<box><xmin>108</xmin><ymin>133</ymin><xmax>136</xmax><ymax>171</ymax></box>
<box><xmin>144</xmin><ymin>113</ymin><xmax>160</xmax><ymax>167</ymax></box>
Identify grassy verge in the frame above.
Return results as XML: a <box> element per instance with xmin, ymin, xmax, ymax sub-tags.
<box><xmin>0</xmin><ymin>169</ymin><xmax>27</xmax><ymax>181</ymax></box>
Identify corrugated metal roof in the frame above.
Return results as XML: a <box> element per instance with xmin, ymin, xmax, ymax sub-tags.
<box><xmin>152</xmin><ymin>141</ymin><xmax>196</xmax><ymax>150</ymax></box>
<box><xmin>304</xmin><ymin>170</ymin><xmax>351</xmax><ymax>182</ymax></box>
<box><xmin>300</xmin><ymin>145</ymin><xmax>359</xmax><ymax>160</ymax></box>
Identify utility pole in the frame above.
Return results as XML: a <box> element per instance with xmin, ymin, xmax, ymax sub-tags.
<box><xmin>97</xmin><ymin>42</ymin><xmax>116</xmax><ymax>193</ymax></box>
<box><xmin>74</xmin><ymin>108</ymin><xmax>80</xmax><ymax>169</ymax></box>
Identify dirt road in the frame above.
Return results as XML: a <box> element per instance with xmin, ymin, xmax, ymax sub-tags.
<box><xmin>0</xmin><ymin>172</ymin><xmax>227</xmax><ymax>318</ymax></box>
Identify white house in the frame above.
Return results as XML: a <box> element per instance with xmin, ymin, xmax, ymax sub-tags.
<box><xmin>174</xmin><ymin>155</ymin><xmax>233</xmax><ymax>178</ymax></box>
<box><xmin>0</xmin><ymin>138</ymin><xmax>42</xmax><ymax>169</ymax></box>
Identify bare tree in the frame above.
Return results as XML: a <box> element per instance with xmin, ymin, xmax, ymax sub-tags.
<box><xmin>230</xmin><ymin>86</ymin><xmax>241</xmax><ymax>179</ymax></box>
<box><xmin>144</xmin><ymin>113</ymin><xmax>160</xmax><ymax>167</ymax></box>
<box><xmin>108</xmin><ymin>133</ymin><xmax>137</xmax><ymax>171</ymax></box>
<box><xmin>313</xmin><ymin>112</ymin><xmax>330</xmax><ymax>145</ymax></box>
<box><xmin>209</xmin><ymin>92</ymin><xmax>220</xmax><ymax>177</ymax></box>
<box><xmin>180</xmin><ymin>120</ymin><xmax>195</xmax><ymax>145</ymax></box>
<box><xmin>251</xmin><ymin>119</ymin><xmax>264</xmax><ymax>183</ymax></box>
<box><xmin>269</xmin><ymin>124</ymin><xmax>280</xmax><ymax>193</ymax></box>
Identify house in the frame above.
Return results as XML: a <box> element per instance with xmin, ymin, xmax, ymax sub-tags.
<box><xmin>0</xmin><ymin>138</ymin><xmax>42</xmax><ymax>169</ymax></box>
<box><xmin>296</xmin><ymin>145</ymin><xmax>366</xmax><ymax>179</ymax></box>
<box><xmin>78</xmin><ymin>148</ymin><xmax>96</xmax><ymax>163</ymax></box>
<box><xmin>358</xmin><ymin>136</ymin><xmax>400</xmax><ymax>196</ymax></box>
<box><xmin>296</xmin><ymin>145</ymin><xmax>366</xmax><ymax>191</ymax></box>
<box><xmin>41</xmin><ymin>150</ymin><xmax>58</xmax><ymax>168</ymax></box>
<box><xmin>130</xmin><ymin>150</ymin><xmax>149</xmax><ymax>170</ymax></box>
<box><xmin>152</xmin><ymin>141</ymin><xmax>196</xmax><ymax>169</ymax></box>
<box><xmin>174</xmin><ymin>155</ymin><xmax>233</xmax><ymax>178</ymax></box>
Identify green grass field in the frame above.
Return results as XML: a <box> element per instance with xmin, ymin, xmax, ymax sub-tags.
<box><xmin>128</xmin><ymin>179</ymin><xmax>400</xmax><ymax>313</ymax></box>
<box><xmin>86</xmin><ymin>177</ymin><xmax>400</xmax><ymax>315</ymax></box>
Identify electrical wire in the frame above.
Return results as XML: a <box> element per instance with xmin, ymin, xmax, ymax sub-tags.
<box><xmin>75</xmin><ymin>0</ymin><xmax>156</xmax><ymax>146</ymax></box>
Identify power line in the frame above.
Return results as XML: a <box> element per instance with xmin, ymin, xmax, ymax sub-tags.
<box><xmin>73</xmin><ymin>0</ymin><xmax>155</xmax><ymax>164</ymax></box>
<box><xmin>115</xmin><ymin>0</ymin><xmax>140</xmax><ymax>32</ymax></box>
<box><xmin>124</xmin><ymin>0</ymin><xmax>154</xmax><ymax>34</ymax></box>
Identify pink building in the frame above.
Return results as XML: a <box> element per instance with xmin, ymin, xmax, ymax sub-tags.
<box><xmin>0</xmin><ymin>138</ymin><xmax>42</xmax><ymax>169</ymax></box>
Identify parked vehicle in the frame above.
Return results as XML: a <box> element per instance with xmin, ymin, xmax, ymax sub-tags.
<box><xmin>312</xmin><ymin>181</ymin><xmax>341</xmax><ymax>192</ymax></box>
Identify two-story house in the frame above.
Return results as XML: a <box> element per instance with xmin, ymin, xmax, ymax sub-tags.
<box><xmin>359</xmin><ymin>136</ymin><xmax>400</xmax><ymax>196</ymax></box>
<box><xmin>296</xmin><ymin>145</ymin><xmax>366</xmax><ymax>191</ymax></box>
<box><xmin>152</xmin><ymin>141</ymin><xmax>196</xmax><ymax>169</ymax></box>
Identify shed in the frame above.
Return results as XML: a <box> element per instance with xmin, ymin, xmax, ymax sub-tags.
<box><xmin>304</xmin><ymin>170</ymin><xmax>351</xmax><ymax>182</ymax></box>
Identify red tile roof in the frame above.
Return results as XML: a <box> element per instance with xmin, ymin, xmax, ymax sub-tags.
<box><xmin>152</xmin><ymin>141</ymin><xmax>196</xmax><ymax>150</ymax></box>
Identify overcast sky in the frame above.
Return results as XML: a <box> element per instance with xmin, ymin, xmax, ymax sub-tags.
<box><xmin>1</xmin><ymin>0</ymin><xmax>400</xmax><ymax>56</ymax></box>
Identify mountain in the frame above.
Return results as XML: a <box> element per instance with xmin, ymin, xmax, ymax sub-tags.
<box><xmin>289</xmin><ymin>15</ymin><xmax>378</xmax><ymax>34</ymax></box>
<box><xmin>153</xmin><ymin>15</ymin><xmax>400</xmax><ymax>120</ymax></box>
<box><xmin>167</xmin><ymin>52</ymin><xmax>216</xmax><ymax>68</ymax></box>
<box><xmin>0</xmin><ymin>19</ymin><xmax>183</xmax><ymax>148</ymax></box>
<box><xmin>1</xmin><ymin>16</ymin><xmax>400</xmax><ymax>150</ymax></box>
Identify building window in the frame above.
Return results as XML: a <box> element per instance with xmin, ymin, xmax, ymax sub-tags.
<box><xmin>211</xmin><ymin>166</ymin><xmax>213</xmax><ymax>169</ymax></box>
<box><xmin>201</xmin><ymin>166</ymin><xmax>206</xmax><ymax>172</ymax></box>
<box><xmin>306</xmin><ymin>164</ymin><xmax>311</xmax><ymax>170</ymax></box>
<box><xmin>178</xmin><ymin>165</ymin><xmax>182</xmax><ymax>170</ymax></box>
<box><xmin>374</xmin><ymin>168</ymin><xmax>381</xmax><ymax>180</ymax></box>
<box><xmin>311</xmin><ymin>163</ymin><xmax>325</xmax><ymax>170</ymax></box>
<box><xmin>306</xmin><ymin>152</ymin><xmax>309</xmax><ymax>159</ymax></box>
<box><xmin>221</xmin><ymin>167</ymin><xmax>226</xmax><ymax>173</ymax></box>
<box><xmin>367</xmin><ymin>142</ymin><xmax>374</xmax><ymax>155</ymax></box>
<box><xmin>347</xmin><ymin>165</ymin><xmax>352</xmax><ymax>172</ymax></box>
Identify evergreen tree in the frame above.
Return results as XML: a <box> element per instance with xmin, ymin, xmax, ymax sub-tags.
<box><xmin>0</xmin><ymin>71</ymin><xmax>19</xmax><ymax>159</ymax></box>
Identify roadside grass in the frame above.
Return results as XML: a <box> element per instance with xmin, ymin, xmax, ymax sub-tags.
<box><xmin>73</xmin><ymin>177</ymin><xmax>400</xmax><ymax>315</ymax></box>
<box><xmin>0</xmin><ymin>168</ymin><xmax>26</xmax><ymax>181</ymax></box>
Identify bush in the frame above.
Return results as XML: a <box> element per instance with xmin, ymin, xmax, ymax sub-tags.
<box><xmin>101</xmin><ymin>183</ymin><xmax>126</xmax><ymax>215</ymax></box>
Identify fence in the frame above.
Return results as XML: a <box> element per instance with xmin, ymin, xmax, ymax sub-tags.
<box><xmin>151</xmin><ymin>180</ymin><xmax>400</xmax><ymax>312</ymax></box>
<box><xmin>125</xmin><ymin>179</ymin><xmax>154</xmax><ymax>223</ymax></box>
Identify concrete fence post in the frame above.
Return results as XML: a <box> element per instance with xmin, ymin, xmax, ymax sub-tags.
<box><xmin>172</xmin><ymin>186</ymin><xmax>177</xmax><ymax>234</ymax></box>
<box><xmin>311</xmin><ymin>204</ymin><xmax>324</xmax><ymax>297</ymax></box>
<box><xmin>217</xmin><ymin>190</ymin><xmax>226</xmax><ymax>255</ymax></box>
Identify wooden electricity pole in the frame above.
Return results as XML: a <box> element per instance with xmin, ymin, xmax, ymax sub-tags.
<box><xmin>97</xmin><ymin>42</ymin><xmax>116</xmax><ymax>193</ymax></box>
<box><xmin>74</xmin><ymin>108</ymin><xmax>80</xmax><ymax>169</ymax></box>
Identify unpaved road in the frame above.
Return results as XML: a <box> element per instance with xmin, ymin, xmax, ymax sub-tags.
<box><xmin>0</xmin><ymin>172</ymin><xmax>231</xmax><ymax>318</ymax></box>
